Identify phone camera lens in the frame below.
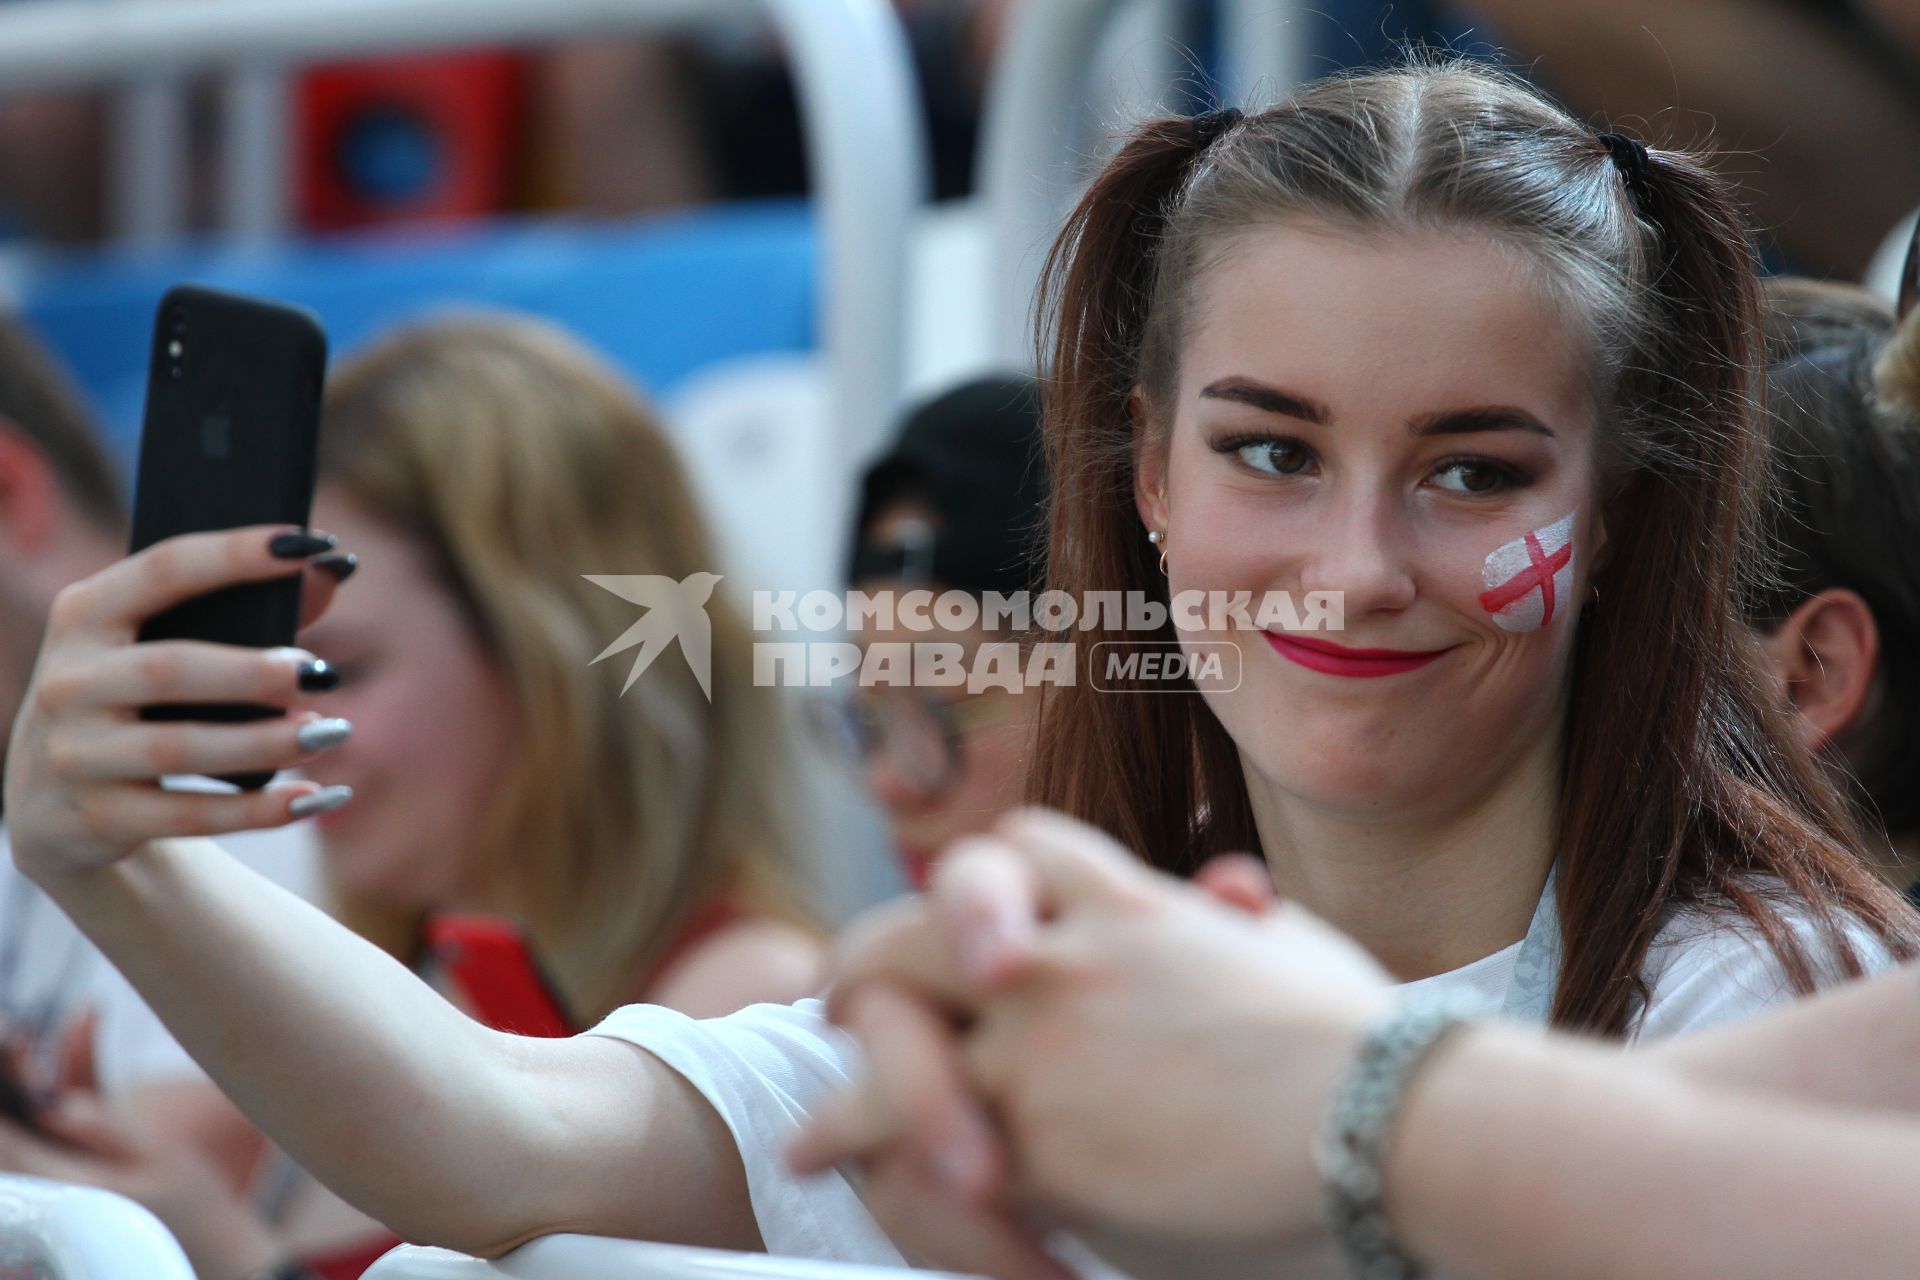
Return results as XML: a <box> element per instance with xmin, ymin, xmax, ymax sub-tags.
<box><xmin>169</xmin><ymin>311</ymin><xmax>186</xmax><ymax>337</ymax></box>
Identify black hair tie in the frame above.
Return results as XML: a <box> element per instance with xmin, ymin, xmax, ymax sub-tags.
<box><xmin>1597</xmin><ymin>131</ymin><xmax>1652</xmax><ymax>204</ymax></box>
<box><xmin>1191</xmin><ymin>106</ymin><xmax>1244</xmax><ymax>148</ymax></box>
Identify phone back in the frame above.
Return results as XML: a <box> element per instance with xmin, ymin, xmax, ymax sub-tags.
<box><xmin>129</xmin><ymin>284</ymin><xmax>327</xmax><ymax>717</ymax></box>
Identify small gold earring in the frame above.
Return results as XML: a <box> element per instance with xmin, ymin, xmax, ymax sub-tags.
<box><xmin>1147</xmin><ymin>528</ymin><xmax>1168</xmax><ymax>576</ymax></box>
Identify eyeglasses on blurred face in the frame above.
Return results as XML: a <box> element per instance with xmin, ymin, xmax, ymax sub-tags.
<box><xmin>808</xmin><ymin>683</ymin><xmax>1022</xmax><ymax>801</ymax></box>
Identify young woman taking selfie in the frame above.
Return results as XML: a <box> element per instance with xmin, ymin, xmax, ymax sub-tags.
<box><xmin>3</xmin><ymin>60</ymin><xmax>1911</xmax><ymax>1267</ymax></box>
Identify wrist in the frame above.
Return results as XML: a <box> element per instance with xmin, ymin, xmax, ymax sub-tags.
<box><xmin>1378</xmin><ymin>1022</ymin><xmax>1549</xmax><ymax>1274</ymax></box>
<box><xmin>13</xmin><ymin>834</ymin><xmax>152</xmax><ymax>899</ymax></box>
<box><xmin>1236</xmin><ymin>987</ymin><xmax>1389</xmax><ymax>1242</ymax></box>
<box><xmin>1313</xmin><ymin>994</ymin><xmax>1480</xmax><ymax>1278</ymax></box>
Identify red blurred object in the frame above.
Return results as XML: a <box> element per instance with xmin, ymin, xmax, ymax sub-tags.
<box><xmin>296</xmin><ymin>51</ymin><xmax>526</xmax><ymax>231</ymax></box>
<box><xmin>422</xmin><ymin>914</ymin><xmax>577</xmax><ymax>1038</ymax></box>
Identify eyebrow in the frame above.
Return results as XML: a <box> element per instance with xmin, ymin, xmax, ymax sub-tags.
<box><xmin>1200</xmin><ymin>377</ymin><xmax>1555</xmax><ymax>440</ymax></box>
<box><xmin>1407</xmin><ymin>406</ymin><xmax>1557</xmax><ymax>439</ymax></box>
<box><xmin>1198</xmin><ymin>378</ymin><xmax>1329</xmax><ymax>424</ymax></box>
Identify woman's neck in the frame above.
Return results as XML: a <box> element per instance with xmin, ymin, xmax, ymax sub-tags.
<box><xmin>1244</xmin><ymin>735</ymin><xmax>1560</xmax><ymax>983</ymax></box>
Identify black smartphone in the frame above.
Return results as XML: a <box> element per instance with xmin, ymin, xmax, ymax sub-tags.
<box><xmin>128</xmin><ymin>284</ymin><xmax>328</xmax><ymax>790</ymax></box>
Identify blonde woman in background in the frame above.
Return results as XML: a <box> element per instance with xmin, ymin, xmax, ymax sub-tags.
<box><xmin>305</xmin><ymin>316</ymin><xmax>822</xmax><ymax>1026</ymax></box>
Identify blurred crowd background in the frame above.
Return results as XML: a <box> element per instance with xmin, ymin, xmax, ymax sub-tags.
<box><xmin>1</xmin><ymin>0</ymin><xmax>1917</xmax><ymax>274</ymax></box>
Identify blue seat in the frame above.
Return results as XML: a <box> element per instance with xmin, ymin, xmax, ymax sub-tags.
<box><xmin>11</xmin><ymin>200</ymin><xmax>820</xmax><ymax>470</ymax></box>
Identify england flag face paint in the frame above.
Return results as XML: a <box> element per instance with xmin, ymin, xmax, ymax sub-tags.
<box><xmin>1478</xmin><ymin>513</ymin><xmax>1576</xmax><ymax>632</ymax></box>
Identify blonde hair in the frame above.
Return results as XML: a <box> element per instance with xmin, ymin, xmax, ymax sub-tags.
<box><xmin>318</xmin><ymin>313</ymin><xmax>819</xmax><ymax>1022</ymax></box>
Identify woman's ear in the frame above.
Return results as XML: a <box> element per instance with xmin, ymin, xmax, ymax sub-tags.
<box><xmin>1130</xmin><ymin>387</ymin><xmax>1170</xmax><ymax>533</ymax></box>
<box><xmin>1588</xmin><ymin>505</ymin><xmax>1611</xmax><ymax>576</ymax></box>
<box><xmin>1754</xmin><ymin>587</ymin><xmax>1882</xmax><ymax>754</ymax></box>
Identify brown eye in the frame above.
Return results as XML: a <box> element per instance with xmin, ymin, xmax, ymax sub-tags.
<box><xmin>1238</xmin><ymin>439</ymin><xmax>1314</xmax><ymax>476</ymax></box>
<box><xmin>1433</xmin><ymin>459</ymin><xmax>1511</xmax><ymax>494</ymax></box>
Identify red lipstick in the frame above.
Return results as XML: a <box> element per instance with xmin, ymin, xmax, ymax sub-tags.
<box><xmin>1262</xmin><ymin>631</ymin><xmax>1450</xmax><ymax>678</ymax></box>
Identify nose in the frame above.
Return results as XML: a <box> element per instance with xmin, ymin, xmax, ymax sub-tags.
<box><xmin>1298</xmin><ymin>482</ymin><xmax>1417</xmax><ymax>619</ymax></box>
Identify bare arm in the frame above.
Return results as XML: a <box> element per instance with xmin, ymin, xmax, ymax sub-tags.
<box><xmin>1641</xmin><ymin>962</ymin><xmax>1920</xmax><ymax>1112</ymax></box>
<box><xmin>6</xmin><ymin>529</ymin><xmax>758</xmax><ymax>1256</ymax></box>
<box><xmin>1392</xmin><ymin>1025</ymin><xmax>1920</xmax><ymax>1280</ymax></box>
<box><xmin>36</xmin><ymin>839</ymin><xmax>758</xmax><ymax>1254</ymax></box>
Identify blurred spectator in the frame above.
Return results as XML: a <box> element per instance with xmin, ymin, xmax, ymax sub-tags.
<box><xmin>0</xmin><ymin>89</ymin><xmax>105</xmax><ymax>242</ymax></box>
<box><xmin>306</xmin><ymin>314</ymin><xmax>823</xmax><ymax>1025</ymax></box>
<box><xmin>1448</xmin><ymin>0</ymin><xmax>1920</xmax><ymax>277</ymax></box>
<box><xmin>837</xmin><ymin>373</ymin><xmax>1045</xmax><ymax>888</ymax></box>
<box><xmin>1749</xmin><ymin>275</ymin><xmax>1920</xmax><ymax>902</ymax></box>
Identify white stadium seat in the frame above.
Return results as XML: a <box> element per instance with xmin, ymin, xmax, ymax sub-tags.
<box><xmin>363</xmin><ymin>1236</ymin><xmax>979</xmax><ymax>1280</ymax></box>
<box><xmin>0</xmin><ymin>1172</ymin><xmax>195</xmax><ymax>1280</ymax></box>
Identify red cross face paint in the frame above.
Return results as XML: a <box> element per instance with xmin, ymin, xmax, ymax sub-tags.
<box><xmin>1478</xmin><ymin>512</ymin><xmax>1576</xmax><ymax>632</ymax></box>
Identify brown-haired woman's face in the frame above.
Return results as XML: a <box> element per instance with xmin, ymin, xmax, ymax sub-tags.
<box><xmin>296</xmin><ymin>489</ymin><xmax>522</xmax><ymax>908</ymax></box>
<box><xmin>1137</xmin><ymin>223</ymin><xmax>1605</xmax><ymax>820</ymax></box>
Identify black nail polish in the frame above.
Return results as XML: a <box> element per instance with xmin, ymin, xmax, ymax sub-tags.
<box><xmin>270</xmin><ymin>530</ymin><xmax>337</xmax><ymax>559</ymax></box>
<box><xmin>312</xmin><ymin>552</ymin><xmax>358</xmax><ymax>582</ymax></box>
<box><xmin>298</xmin><ymin>659</ymin><xmax>341</xmax><ymax>692</ymax></box>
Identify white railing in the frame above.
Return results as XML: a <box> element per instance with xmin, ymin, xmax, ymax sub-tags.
<box><xmin>0</xmin><ymin>0</ymin><xmax>928</xmax><ymax>465</ymax></box>
<box><xmin>364</xmin><ymin>1236</ymin><xmax>980</xmax><ymax>1279</ymax></box>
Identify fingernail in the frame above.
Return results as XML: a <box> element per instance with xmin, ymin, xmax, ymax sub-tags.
<box><xmin>288</xmin><ymin>785</ymin><xmax>352</xmax><ymax>818</ymax></box>
<box><xmin>312</xmin><ymin>552</ymin><xmax>358</xmax><ymax>582</ymax></box>
<box><xmin>297</xmin><ymin>659</ymin><xmax>341</xmax><ymax>693</ymax></box>
<box><xmin>269</xmin><ymin>530</ymin><xmax>337</xmax><ymax>559</ymax></box>
<box><xmin>295</xmin><ymin>717</ymin><xmax>352</xmax><ymax>752</ymax></box>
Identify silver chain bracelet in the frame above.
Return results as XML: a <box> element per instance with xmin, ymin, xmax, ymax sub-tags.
<box><xmin>1312</xmin><ymin>994</ymin><xmax>1479</xmax><ymax>1280</ymax></box>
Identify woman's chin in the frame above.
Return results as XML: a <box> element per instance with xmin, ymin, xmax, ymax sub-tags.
<box><xmin>320</xmin><ymin>840</ymin><xmax>411</xmax><ymax>904</ymax></box>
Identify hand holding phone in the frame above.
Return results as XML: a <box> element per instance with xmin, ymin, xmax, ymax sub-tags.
<box><xmin>128</xmin><ymin>285</ymin><xmax>329</xmax><ymax>789</ymax></box>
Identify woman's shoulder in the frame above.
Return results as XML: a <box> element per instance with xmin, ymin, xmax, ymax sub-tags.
<box><xmin>643</xmin><ymin>914</ymin><xmax>826</xmax><ymax>1020</ymax></box>
<box><xmin>1632</xmin><ymin>884</ymin><xmax>1900</xmax><ymax>1041</ymax></box>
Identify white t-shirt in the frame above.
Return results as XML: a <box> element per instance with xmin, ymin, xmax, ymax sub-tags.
<box><xmin>0</xmin><ymin>818</ymin><xmax>319</xmax><ymax>1095</ymax></box>
<box><xmin>583</xmin><ymin>896</ymin><xmax>1899</xmax><ymax>1267</ymax></box>
<box><xmin>1398</xmin><ymin>898</ymin><xmax>1897</xmax><ymax>1038</ymax></box>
